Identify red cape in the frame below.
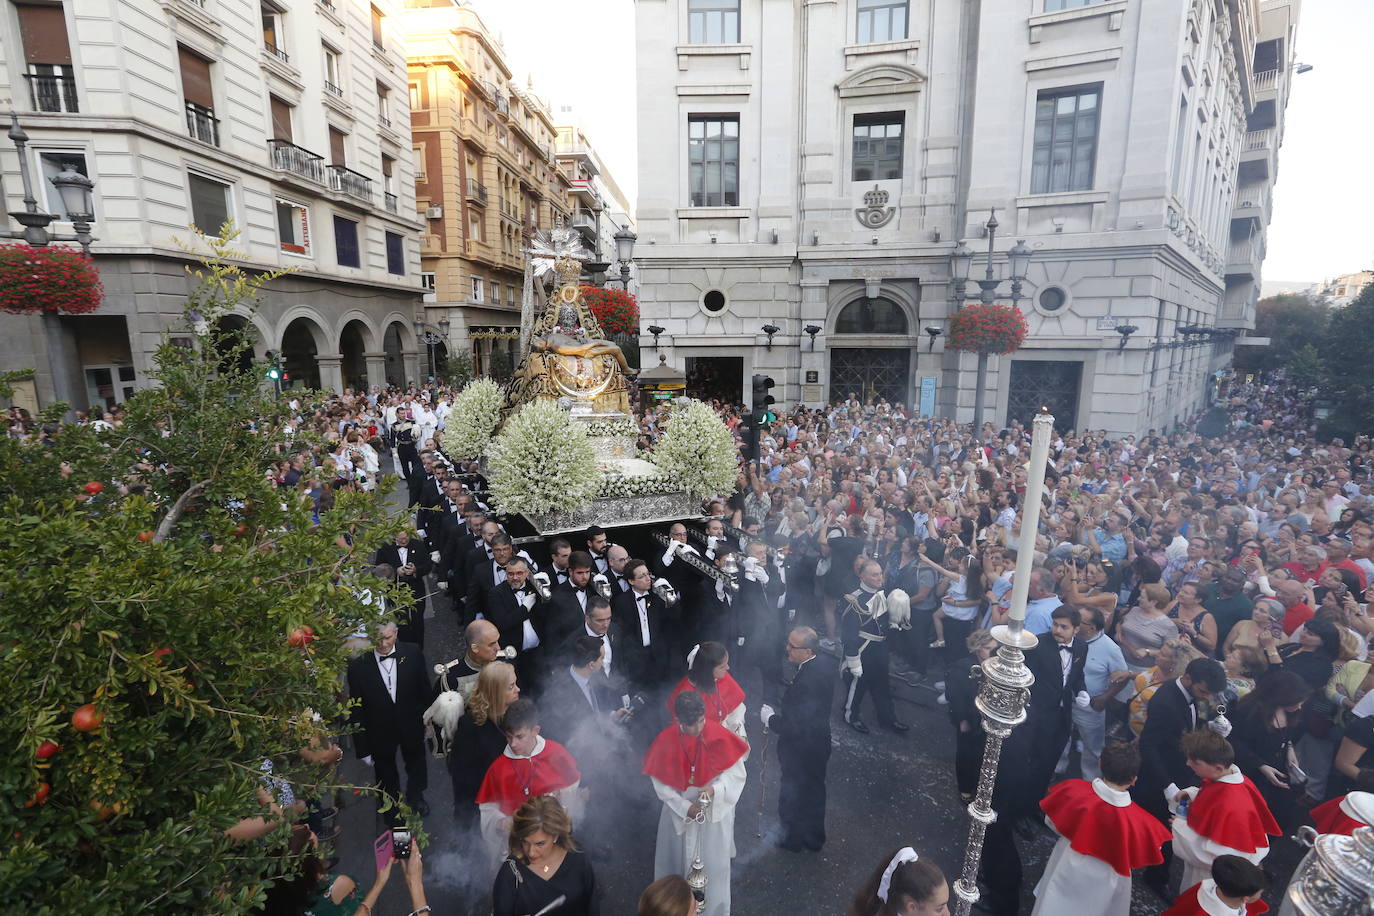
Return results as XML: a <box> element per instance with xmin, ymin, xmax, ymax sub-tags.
<box><xmin>642</xmin><ymin>719</ymin><xmax>749</xmax><ymax>793</ymax></box>
<box><xmin>1162</xmin><ymin>883</ymin><xmax>1268</xmax><ymax>915</ymax></box>
<box><xmin>475</xmin><ymin>739</ymin><xmax>581</xmax><ymax>815</ymax></box>
<box><xmin>1187</xmin><ymin>774</ymin><xmax>1281</xmax><ymax>854</ymax></box>
<box><xmin>666</xmin><ymin>674</ymin><xmax>746</xmax><ymax>724</ymax></box>
<box><xmin>1039</xmin><ymin>779</ymin><xmax>1171</xmax><ymax>875</ymax></box>
<box><xmin>1311</xmin><ymin>796</ymin><xmax>1369</xmax><ymax>836</ymax></box>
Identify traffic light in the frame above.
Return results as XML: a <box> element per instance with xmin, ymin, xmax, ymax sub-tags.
<box><xmin>748</xmin><ymin>374</ymin><xmax>775</xmax><ymax>465</ymax></box>
<box><xmin>264</xmin><ymin>350</ymin><xmax>284</xmax><ymax>391</ymax></box>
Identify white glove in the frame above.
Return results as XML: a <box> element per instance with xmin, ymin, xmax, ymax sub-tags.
<box><xmin>416</xmin><ymin>528</ymin><xmax>427</xmax><ymax>539</ymax></box>
<box><xmin>430</xmin><ymin>550</ymin><xmax>440</xmax><ymax>563</ymax></box>
<box><xmin>759</xmin><ymin>704</ymin><xmax>775</xmax><ymax>728</ymax></box>
<box><xmin>844</xmin><ymin>655</ymin><xmax>864</xmax><ymax>679</ymax></box>
<box><xmin>1208</xmin><ymin>713</ymin><xmax>1233</xmax><ymax>738</ymax></box>
<box><xmin>437</xmin><ymin>581</ymin><xmax>449</xmax><ymax>591</ymax></box>
<box><xmin>743</xmin><ymin>556</ymin><xmax>758</xmax><ymax>572</ymax></box>
<box><xmin>362</xmin><ymin>755</ymin><xmax>374</xmax><ymax>767</ymax></box>
<box><xmin>1074</xmin><ymin>690</ymin><xmax>1092</xmax><ymax>710</ymax></box>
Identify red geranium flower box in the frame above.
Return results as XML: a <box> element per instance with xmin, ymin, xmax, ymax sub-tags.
<box><xmin>579</xmin><ymin>285</ymin><xmax>639</xmax><ymax>337</ymax></box>
<box><xmin>946</xmin><ymin>303</ymin><xmax>1028</xmax><ymax>355</ymax></box>
<box><xmin>0</xmin><ymin>243</ymin><xmax>103</xmax><ymax>315</ymax></box>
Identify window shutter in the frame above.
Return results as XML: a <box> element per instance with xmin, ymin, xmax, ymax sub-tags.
<box><xmin>329</xmin><ymin>127</ymin><xmax>347</xmax><ymax>166</ymax></box>
<box><xmin>16</xmin><ymin>3</ymin><xmax>73</xmax><ymax>65</ymax></box>
<box><xmin>178</xmin><ymin>46</ymin><xmax>215</xmax><ymax>109</ymax></box>
<box><xmin>270</xmin><ymin>96</ymin><xmax>293</xmax><ymax>141</ymax></box>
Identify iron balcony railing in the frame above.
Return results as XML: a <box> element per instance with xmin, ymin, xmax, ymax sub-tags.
<box><xmin>268</xmin><ymin>139</ymin><xmax>326</xmax><ymax>183</ymax></box>
<box><xmin>327</xmin><ymin>164</ymin><xmax>373</xmax><ymax>202</ymax></box>
<box><xmin>264</xmin><ymin>43</ymin><xmax>290</xmax><ymax>64</ymax></box>
<box><xmin>383</xmin><ymin>191</ymin><xmax>398</xmax><ymax>213</ymax></box>
<box><xmin>323</xmin><ymin>80</ymin><xmax>344</xmax><ymax>99</ymax></box>
<box><xmin>466</xmin><ymin>179</ymin><xmax>488</xmax><ymax>204</ymax></box>
<box><xmin>25</xmin><ymin>73</ymin><xmax>78</xmax><ymax>113</ymax></box>
<box><xmin>1252</xmin><ymin>69</ymin><xmax>1280</xmax><ymax>92</ymax></box>
<box><xmin>185</xmin><ymin>101</ymin><xmax>220</xmax><ymax>146</ymax></box>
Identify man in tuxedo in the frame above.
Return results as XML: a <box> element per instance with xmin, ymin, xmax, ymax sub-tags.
<box><xmin>605</xmin><ymin>544</ymin><xmax>632</xmax><ymax>596</ymax></box>
<box><xmin>466</xmin><ymin>533</ymin><xmax>516</xmax><ymax>622</ymax></box>
<box><xmin>699</xmin><ymin>544</ymin><xmax>739</xmax><ymax>647</ymax></box>
<box><xmin>1024</xmin><ymin>605</ymin><xmax>1089</xmax><ymax>798</ymax></box>
<box><xmin>1135</xmin><ymin>656</ymin><xmax>1228</xmax><ymax>897</ymax></box>
<box><xmin>435</xmin><ymin>506</ymin><xmax>484</xmax><ymax>611</ymax></box>
<box><xmin>559</xmin><ymin>595</ymin><xmax>622</xmax><ymax>687</ymax></box>
<box><xmin>612</xmin><ymin>558</ymin><xmax>671</xmax><ymax>700</ymax></box>
<box><xmin>547</xmin><ymin>538</ymin><xmax>573</xmax><ymax>586</ymax></box>
<box><xmin>760</xmin><ymin>627</ymin><xmax>835</xmax><ymax>852</ymax></box>
<box><xmin>483</xmin><ymin>557</ymin><xmax>548</xmax><ymax>694</ymax></box>
<box><xmin>547</xmin><ymin>551</ymin><xmax>597</xmax><ymax>650</ymax></box>
<box><xmin>346</xmin><ymin>622</ymin><xmax>431</xmax><ymax>818</ymax></box>
<box><xmin>411</xmin><ymin>455</ymin><xmax>445</xmax><ymax>533</ymax></box>
<box><xmin>584</xmin><ymin>525</ymin><xmax>610</xmax><ymax>575</ymax></box>
<box><xmin>374</xmin><ymin>529</ymin><xmax>433</xmax><ymax>648</ymax></box>
<box><xmin>654</xmin><ymin>523</ymin><xmax>702</xmax><ymax>615</ymax></box>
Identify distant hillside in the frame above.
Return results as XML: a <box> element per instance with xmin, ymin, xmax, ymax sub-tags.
<box><xmin>1260</xmin><ymin>279</ymin><xmax>1317</xmax><ymax>298</ymax></box>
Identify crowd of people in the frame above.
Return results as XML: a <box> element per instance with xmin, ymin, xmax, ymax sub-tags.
<box><xmin>29</xmin><ymin>373</ymin><xmax>1374</xmax><ymax>915</ymax></box>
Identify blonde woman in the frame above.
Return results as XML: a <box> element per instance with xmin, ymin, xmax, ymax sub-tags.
<box><xmin>450</xmin><ymin>661</ymin><xmax>519</xmax><ymax>830</ymax></box>
<box><xmin>492</xmin><ymin>796</ymin><xmax>598</xmax><ymax>916</ymax></box>
<box><xmin>1124</xmin><ymin>638</ymin><xmax>1203</xmax><ymax>736</ymax></box>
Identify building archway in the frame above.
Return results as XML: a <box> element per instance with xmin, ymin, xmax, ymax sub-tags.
<box><xmin>383</xmin><ymin>321</ymin><xmax>409</xmax><ymax>387</ymax></box>
<box><xmin>281</xmin><ymin>316</ymin><xmax>325</xmax><ymax>389</ymax></box>
<box><xmin>339</xmin><ymin>319</ymin><xmax>373</xmax><ymax>391</ymax></box>
<box><xmin>210</xmin><ymin>313</ymin><xmax>260</xmax><ymax>376</ymax></box>
<box><xmin>826</xmin><ymin>294</ymin><xmax>918</xmax><ymax>406</ymax></box>
<box><xmin>834</xmin><ymin>297</ymin><xmax>909</xmax><ymax>335</ymax></box>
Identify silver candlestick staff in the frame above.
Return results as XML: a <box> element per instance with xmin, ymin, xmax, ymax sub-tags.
<box><xmin>951</xmin><ymin>408</ymin><xmax>1054</xmax><ymax>916</ymax></box>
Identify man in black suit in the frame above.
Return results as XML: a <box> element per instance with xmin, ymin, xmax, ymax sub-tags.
<box><xmin>654</xmin><ymin>523</ymin><xmax>702</xmax><ymax>623</ymax></box>
<box><xmin>698</xmin><ymin>544</ymin><xmax>739</xmax><ymax>647</ymax></box>
<box><xmin>466</xmin><ymin>533</ymin><xmax>516</xmax><ymax>623</ymax></box>
<box><xmin>374</xmin><ymin>529</ymin><xmax>433</xmax><ymax>647</ymax></box>
<box><xmin>547</xmin><ymin>551</ymin><xmax>597</xmax><ymax>651</ymax></box>
<box><xmin>547</xmin><ymin>537</ymin><xmax>573</xmax><ymax>586</ymax></box>
<box><xmin>760</xmin><ymin>626</ymin><xmax>835</xmax><ymax>852</ymax></box>
<box><xmin>584</xmin><ymin>525</ymin><xmax>610</xmax><ymax>575</ymax></box>
<box><xmin>559</xmin><ymin>595</ymin><xmax>623</xmax><ymax>688</ymax></box>
<box><xmin>612</xmin><ymin>558</ymin><xmax>672</xmax><ymax>699</ymax></box>
<box><xmin>346</xmin><ymin>622</ymin><xmax>431</xmax><ymax>818</ymax></box>
<box><xmin>1134</xmin><ymin>656</ymin><xmax>1227</xmax><ymax>896</ymax></box>
<box><xmin>605</xmin><ymin>544</ymin><xmax>632</xmax><ymax>596</ymax></box>
<box><xmin>435</xmin><ymin>506</ymin><xmax>483</xmax><ymax>611</ymax></box>
<box><xmin>483</xmin><ymin>557</ymin><xmax>548</xmax><ymax>694</ymax></box>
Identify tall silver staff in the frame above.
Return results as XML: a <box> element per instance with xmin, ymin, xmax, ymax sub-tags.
<box><xmin>950</xmin><ymin>409</ymin><xmax>1053</xmax><ymax>916</ymax></box>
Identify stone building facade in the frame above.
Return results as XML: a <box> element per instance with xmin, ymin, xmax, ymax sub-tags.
<box><xmin>633</xmin><ymin>0</ymin><xmax>1299</xmax><ymax>435</ymax></box>
<box><xmin>0</xmin><ymin>0</ymin><xmax>425</xmax><ymax>409</ymax></box>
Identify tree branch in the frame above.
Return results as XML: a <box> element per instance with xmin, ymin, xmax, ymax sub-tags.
<box><xmin>153</xmin><ymin>479</ymin><xmax>212</xmax><ymax>544</ymax></box>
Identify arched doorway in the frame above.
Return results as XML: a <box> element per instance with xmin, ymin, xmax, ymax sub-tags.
<box><xmin>339</xmin><ymin>320</ymin><xmax>371</xmax><ymax>392</ymax></box>
<box><xmin>210</xmin><ymin>314</ymin><xmax>258</xmax><ymax>376</ymax></box>
<box><xmin>828</xmin><ymin>297</ymin><xmax>913</xmax><ymax>405</ymax></box>
<box><xmin>383</xmin><ymin>321</ymin><xmax>408</xmax><ymax>387</ymax></box>
<box><xmin>281</xmin><ymin>317</ymin><xmax>324</xmax><ymax>389</ymax></box>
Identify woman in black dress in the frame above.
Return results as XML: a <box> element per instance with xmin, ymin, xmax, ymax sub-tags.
<box><xmin>492</xmin><ymin>795</ymin><xmax>599</xmax><ymax>916</ymax></box>
<box><xmin>450</xmin><ymin>660</ymin><xmax>518</xmax><ymax>830</ymax></box>
<box><xmin>1228</xmin><ymin>670</ymin><xmax>1310</xmax><ymax>830</ymax></box>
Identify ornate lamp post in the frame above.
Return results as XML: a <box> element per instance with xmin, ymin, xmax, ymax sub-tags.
<box><xmin>950</xmin><ymin>408</ymin><xmax>1052</xmax><ymax>916</ymax></box>
<box><xmin>613</xmin><ymin>223</ymin><xmax>636</xmax><ymax>291</ymax></box>
<box><xmin>1</xmin><ymin>112</ymin><xmax>98</xmax><ymax>415</ymax></box>
<box><xmin>948</xmin><ymin>211</ymin><xmax>1032</xmax><ymax>431</ymax></box>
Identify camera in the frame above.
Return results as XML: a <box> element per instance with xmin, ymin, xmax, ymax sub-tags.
<box><xmin>392</xmin><ymin>828</ymin><xmax>412</xmax><ymax>860</ymax></box>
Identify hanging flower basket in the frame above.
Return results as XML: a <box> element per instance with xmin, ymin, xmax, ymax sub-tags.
<box><xmin>579</xmin><ymin>285</ymin><xmax>639</xmax><ymax>337</ymax></box>
<box><xmin>0</xmin><ymin>243</ymin><xmax>103</xmax><ymax>315</ymax></box>
<box><xmin>945</xmin><ymin>303</ymin><xmax>1028</xmax><ymax>355</ymax></box>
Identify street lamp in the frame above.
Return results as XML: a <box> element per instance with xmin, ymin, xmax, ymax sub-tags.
<box><xmin>948</xmin><ymin>210</ymin><xmax>1034</xmax><ymax>431</ymax></box>
<box><xmin>925</xmin><ymin>326</ymin><xmax>943</xmax><ymax>351</ymax></box>
<box><xmin>647</xmin><ymin>325</ymin><xmax>665</xmax><ymax>350</ymax></box>
<box><xmin>613</xmin><ymin>223</ymin><xmax>637</xmax><ymax>291</ymax></box>
<box><xmin>804</xmin><ymin>324</ymin><xmax>822</xmax><ymax>350</ymax></box>
<box><xmin>1</xmin><ymin>112</ymin><xmax>99</xmax><ymax>417</ymax></box>
<box><xmin>761</xmin><ymin>324</ymin><xmax>780</xmax><ymax>351</ymax></box>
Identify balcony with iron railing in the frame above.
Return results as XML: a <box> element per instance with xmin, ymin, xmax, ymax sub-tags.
<box><xmin>25</xmin><ymin>73</ymin><xmax>78</xmax><ymax>113</ymax></box>
<box><xmin>379</xmin><ymin>114</ymin><xmax>392</xmax><ymax>130</ymax></box>
<box><xmin>383</xmin><ymin>191</ymin><xmax>398</xmax><ymax>213</ymax></box>
<box><xmin>1253</xmin><ymin>69</ymin><xmax>1280</xmax><ymax>93</ymax></box>
<box><xmin>268</xmin><ymin>139</ymin><xmax>327</xmax><ymax>183</ymax></box>
<box><xmin>466</xmin><ymin>180</ymin><xmax>489</xmax><ymax>205</ymax></box>
<box><xmin>264</xmin><ymin>43</ymin><xmax>290</xmax><ymax>64</ymax></box>
<box><xmin>185</xmin><ymin>101</ymin><xmax>220</xmax><ymax>146</ymax></box>
<box><xmin>323</xmin><ymin>80</ymin><xmax>344</xmax><ymax>99</ymax></box>
<box><xmin>571</xmin><ymin>208</ymin><xmax>597</xmax><ymax>237</ymax></box>
<box><xmin>328</xmin><ymin>164</ymin><xmax>374</xmax><ymax>203</ymax></box>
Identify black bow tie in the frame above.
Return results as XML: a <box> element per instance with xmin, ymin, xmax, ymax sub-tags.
<box><xmin>1058</xmin><ymin>644</ymin><xmax>1072</xmax><ymax>653</ymax></box>
<box><xmin>378</xmin><ymin>653</ymin><xmax>396</xmax><ymax>661</ymax></box>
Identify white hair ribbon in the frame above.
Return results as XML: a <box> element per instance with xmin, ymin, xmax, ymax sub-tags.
<box><xmin>686</xmin><ymin>643</ymin><xmax>701</xmax><ymax>669</ymax></box>
<box><xmin>877</xmin><ymin>847</ymin><xmax>919</xmax><ymax>903</ymax></box>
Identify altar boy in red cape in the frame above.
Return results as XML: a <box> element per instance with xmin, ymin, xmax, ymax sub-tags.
<box><xmin>476</xmin><ymin>698</ymin><xmax>582</xmax><ymax>869</ymax></box>
<box><xmin>1031</xmin><ymin>742</ymin><xmax>1171</xmax><ymax>915</ymax></box>
<box><xmin>1168</xmin><ymin>730</ymin><xmax>1280</xmax><ymax>893</ymax></box>
<box><xmin>1310</xmin><ymin>775</ymin><xmax>1374</xmax><ymax>837</ymax></box>
<box><xmin>643</xmin><ymin>690</ymin><xmax>749</xmax><ymax>916</ymax></box>
<box><xmin>1163</xmin><ymin>855</ymin><xmax>1269</xmax><ymax>916</ymax></box>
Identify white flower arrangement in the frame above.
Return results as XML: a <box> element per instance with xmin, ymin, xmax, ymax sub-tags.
<box><xmin>487</xmin><ymin>400</ymin><xmax>600</xmax><ymax>516</ymax></box>
<box><xmin>440</xmin><ymin>378</ymin><xmax>504</xmax><ymax>459</ymax></box>
<box><xmin>598</xmin><ymin>466</ymin><xmax>678</xmax><ymax>499</ymax></box>
<box><xmin>648</xmin><ymin>398</ymin><xmax>740</xmax><ymax>497</ymax></box>
<box><xmin>583</xmin><ymin>417</ymin><xmax>640</xmax><ymax>439</ymax></box>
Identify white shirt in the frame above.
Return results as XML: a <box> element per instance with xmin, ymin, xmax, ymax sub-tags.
<box><xmin>633</xmin><ymin>590</ymin><xmax>652</xmax><ymax>647</ymax></box>
<box><xmin>585</xmin><ymin>623</ymin><xmax>612</xmax><ymax>675</ymax></box>
<box><xmin>570</xmin><ymin>667</ymin><xmax>599</xmax><ymax>713</ymax></box>
<box><xmin>374</xmin><ymin>651</ymin><xmax>397</xmax><ymax>702</ymax></box>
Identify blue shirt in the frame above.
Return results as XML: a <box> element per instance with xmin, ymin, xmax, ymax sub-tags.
<box><xmin>1082</xmin><ymin>631</ymin><xmax>1127</xmax><ymax>697</ymax></box>
<box><xmin>1095</xmin><ymin>529</ymin><xmax>1127</xmax><ymax>564</ymax></box>
<box><xmin>1025</xmin><ymin>596</ymin><xmax>1061</xmax><ymax>635</ymax></box>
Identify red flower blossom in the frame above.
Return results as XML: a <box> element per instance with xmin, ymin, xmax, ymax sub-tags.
<box><xmin>945</xmin><ymin>304</ymin><xmax>1028</xmax><ymax>355</ymax></box>
<box><xmin>0</xmin><ymin>243</ymin><xmax>103</xmax><ymax>315</ymax></box>
<box><xmin>579</xmin><ymin>285</ymin><xmax>639</xmax><ymax>337</ymax></box>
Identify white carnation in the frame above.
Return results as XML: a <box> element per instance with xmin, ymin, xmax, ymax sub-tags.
<box><xmin>440</xmin><ymin>378</ymin><xmax>504</xmax><ymax>459</ymax></box>
<box><xmin>648</xmin><ymin>398</ymin><xmax>739</xmax><ymax>497</ymax></box>
<box><xmin>488</xmin><ymin>400</ymin><xmax>599</xmax><ymax>515</ymax></box>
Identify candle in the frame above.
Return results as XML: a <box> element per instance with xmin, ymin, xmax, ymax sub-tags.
<box><xmin>1006</xmin><ymin>409</ymin><xmax>1054</xmax><ymax>626</ymax></box>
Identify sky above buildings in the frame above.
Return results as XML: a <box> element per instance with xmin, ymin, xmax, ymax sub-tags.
<box><xmin>479</xmin><ymin>0</ymin><xmax>1367</xmax><ymax>285</ymax></box>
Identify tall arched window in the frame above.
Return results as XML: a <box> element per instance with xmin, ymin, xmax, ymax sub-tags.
<box><xmin>835</xmin><ymin>297</ymin><xmax>908</xmax><ymax>335</ymax></box>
